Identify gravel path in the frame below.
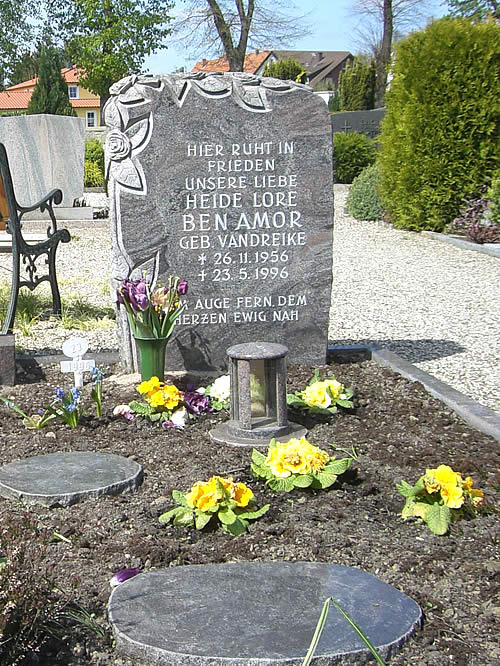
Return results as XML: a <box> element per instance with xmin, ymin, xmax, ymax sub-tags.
<box><xmin>330</xmin><ymin>186</ymin><xmax>500</xmax><ymax>413</ymax></box>
<box><xmin>1</xmin><ymin>186</ymin><xmax>499</xmax><ymax>412</ymax></box>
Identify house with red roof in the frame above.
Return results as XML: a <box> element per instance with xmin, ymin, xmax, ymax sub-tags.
<box><xmin>192</xmin><ymin>50</ymin><xmax>353</xmax><ymax>91</ymax></box>
<box><xmin>0</xmin><ymin>67</ymin><xmax>101</xmax><ymax>128</ymax></box>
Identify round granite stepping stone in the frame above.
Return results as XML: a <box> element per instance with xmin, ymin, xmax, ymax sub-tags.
<box><xmin>108</xmin><ymin>561</ymin><xmax>422</xmax><ymax>665</ymax></box>
<box><xmin>0</xmin><ymin>452</ymin><xmax>143</xmax><ymax>507</ymax></box>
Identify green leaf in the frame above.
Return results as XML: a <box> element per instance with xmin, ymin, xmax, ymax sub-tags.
<box><xmin>251</xmin><ymin>449</ymin><xmax>266</xmax><ymax>466</ymax></box>
<box><xmin>425</xmin><ymin>503</ymin><xmax>451</xmax><ymax>535</ymax></box>
<box><xmin>218</xmin><ymin>507</ymin><xmax>237</xmax><ymax>525</ymax></box>
<box><xmin>159</xmin><ymin>507</ymin><xmax>184</xmax><ymax>524</ymax></box>
<box><xmin>396</xmin><ymin>480</ymin><xmax>416</xmax><ymax>497</ymax></box>
<box><xmin>225</xmin><ymin>518</ymin><xmax>248</xmax><ymax>536</ymax></box>
<box><xmin>310</xmin><ymin>369</ymin><xmax>321</xmax><ymax>384</ymax></box>
<box><xmin>129</xmin><ymin>400</ymin><xmax>153</xmax><ymax>416</ymax></box>
<box><xmin>312</xmin><ymin>470</ymin><xmax>338</xmax><ymax>489</ymax></box>
<box><xmin>269</xmin><ymin>477</ymin><xmax>295</xmax><ymax>492</ymax></box>
<box><xmin>325</xmin><ymin>457</ymin><xmax>352</xmax><ymax>475</ymax></box>
<box><xmin>238</xmin><ymin>504</ymin><xmax>270</xmax><ymax>520</ymax></box>
<box><xmin>250</xmin><ymin>463</ymin><xmax>273</xmax><ymax>480</ymax></box>
<box><xmin>292</xmin><ymin>474</ymin><xmax>314</xmax><ymax>488</ymax></box>
<box><xmin>194</xmin><ymin>512</ymin><xmax>212</xmax><ymax>530</ymax></box>
<box><xmin>172</xmin><ymin>508</ymin><xmax>194</xmax><ymax>527</ymax></box>
<box><xmin>172</xmin><ymin>489</ymin><xmax>189</xmax><ymax>506</ymax></box>
<box><xmin>286</xmin><ymin>394</ymin><xmax>307</xmax><ymax>408</ymax></box>
<box><xmin>336</xmin><ymin>399</ymin><xmax>354</xmax><ymax>409</ymax></box>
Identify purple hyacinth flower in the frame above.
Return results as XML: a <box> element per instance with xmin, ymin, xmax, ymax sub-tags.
<box><xmin>177</xmin><ymin>279</ymin><xmax>188</xmax><ymax>295</ymax></box>
<box><xmin>109</xmin><ymin>567</ymin><xmax>142</xmax><ymax>587</ymax></box>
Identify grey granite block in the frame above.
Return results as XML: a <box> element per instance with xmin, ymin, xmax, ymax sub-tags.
<box><xmin>0</xmin><ymin>114</ymin><xmax>85</xmax><ymax>208</ymax></box>
<box><xmin>108</xmin><ymin>561</ymin><xmax>422</xmax><ymax>665</ymax></box>
<box><xmin>0</xmin><ymin>334</ymin><xmax>15</xmax><ymax>385</ymax></box>
<box><xmin>0</xmin><ymin>451</ymin><xmax>143</xmax><ymax>507</ymax></box>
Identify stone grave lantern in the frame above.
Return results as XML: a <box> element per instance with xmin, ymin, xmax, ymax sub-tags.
<box><xmin>210</xmin><ymin>341</ymin><xmax>307</xmax><ymax>447</ymax></box>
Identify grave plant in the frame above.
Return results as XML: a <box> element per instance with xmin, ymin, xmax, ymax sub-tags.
<box><xmin>251</xmin><ymin>438</ymin><xmax>355</xmax><ymax>492</ymax></box>
<box><xmin>287</xmin><ymin>369</ymin><xmax>354</xmax><ymax>415</ymax></box>
<box><xmin>397</xmin><ymin>464</ymin><xmax>485</xmax><ymax>535</ymax></box>
<box><xmin>159</xmin><ymin>476</ymin><xmax>269</xmax><ymax>536</ymax></box>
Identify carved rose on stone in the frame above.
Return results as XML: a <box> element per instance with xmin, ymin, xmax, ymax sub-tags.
<box><xmin>106</xmin><ymin>129</ymin><xmax>132</xmax><ymax>161</ymax></box>
<box><xmin>105</xmin><ymin>118</ymin><xmax>151</xmax><ymax>192</ymax></box>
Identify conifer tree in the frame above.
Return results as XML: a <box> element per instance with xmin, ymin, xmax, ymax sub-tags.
<box><xmin>26</xmin><ymin>45</ymin><xmax>76</xmax><ymax>116</ymax></box>
<box><xmin>262</xmin><ymin>58</ymin><xmax>307</xmax><ymax>83</ymax></box>
<box><xmin>338</xmin><ymin>58</ymin><xmax>376</xmax><ymax>110</ymax></box>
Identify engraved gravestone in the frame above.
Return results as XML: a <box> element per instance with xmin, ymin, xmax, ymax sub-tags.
<box><xmin>106</xmin><ymin>73</ymin><xmax>334</xmax><ymax>372</ymax></box>
<box><xmin>331</xmin><ymin>108</ymin><xmax>386</xmax><ymax>138</ymax></box>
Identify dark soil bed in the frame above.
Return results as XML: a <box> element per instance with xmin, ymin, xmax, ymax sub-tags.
<box><xmin>0</xmin><ymin>357</ymin><xmax>499</xmax><ymax>665</ymax></box>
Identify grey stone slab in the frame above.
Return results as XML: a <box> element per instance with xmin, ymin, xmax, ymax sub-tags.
<box><xmin>0</xmin><ymin>114</ymin><xmax>85</xmax><ymax>208</ymax></box>
<box><xmin>105</xmin><ymin>73</ymin><xmax>334</xmax><ymax>373</ymax></box>
<box><xmin>108</xmin><ymin>561</ymin><xmax>421</xmax><ymax>665</ymax></box>
<box><xmin>0</xmin><ymin>452</ymin><xmax>143</xmax><ymax>507</ymax></box>
<box><xmin>0</xmin><ymin>334</ymin><xmax>15</xmax><ymax>385</ymax></box>
<box><xmin>331</xmin><ymin>108</ymin><xmax>385</xmax><ymax>139</ymax></box>
<box><xmin>421</xmin><ymin>231</ymin><xmax>500</xmax><ymax>258</ymax></box>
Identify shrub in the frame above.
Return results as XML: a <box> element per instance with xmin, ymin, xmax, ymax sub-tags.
<box><xmin>262</xmin><ymin>58</ymin><xmax>306</xmax><ymax>83</ymax></box>
<box><xmin>346</xmin><ymin>164</ymin><xmax>384</xmax><ymax>221</ymax></box>
<box><xmin>446</xmin><ymin>190</ymin><xmax>500</xmax><ymax>243</ymax></box>
<box><xmin>338</xmin><ymin>58</ymin><xmax>376</xmax><ymax>111</ymax></box>
<box><xmin>85</xmin><ymin>138</ymin><xmax>105</xmax><ymax>175</ymax></box>
<box><xmin>487</xmin><ymin>176</ymin><xmax>500</xmax><ymax>226</ymax></box>
<box><xmin>84</xmin><ymin>160</ymin><xmax>105</xmax><ymax>188</ymax></box>
<box><xmin>333</xmin><ymin>132</ymin><xmax>376</xmax><ymax>184</ymax></box>
<box><xmin>379</xmin><ymin>18</ymin><xmax>500</xmax><ymax>233</ymax></box>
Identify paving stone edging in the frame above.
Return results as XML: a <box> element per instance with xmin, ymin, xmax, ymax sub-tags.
<box><xmin>14</xmin><ymin>346</ymin><xmax>500</xmax><ymax>444</ymax></box>
<box><xmin>328</xmin><ymin>345</ymin><xmax>500</xmax><ymax>443</ymax></box>
<box><xmin>420</xmin><ymin>231</ymin><xmax>500</xmax><ymax>258</ymax></box>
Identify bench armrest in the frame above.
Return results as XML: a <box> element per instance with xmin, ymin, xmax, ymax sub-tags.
<box><xmin>17</xmin><ymin>188</ymin><xmax>63</xmax><ymax>214</ymax></box>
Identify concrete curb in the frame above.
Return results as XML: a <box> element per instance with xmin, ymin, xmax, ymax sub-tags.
<box><xmin>421</xmin><ymin>231</ymin><xmax>500</xmax><ymax>258</ymax></box>
<box><xmin>328</xmin><ymin>344</ymin><xmax>500</xmax><ymax>443</ymax></box>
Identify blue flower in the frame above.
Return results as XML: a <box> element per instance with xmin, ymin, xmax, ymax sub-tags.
<box><xmin>54</xmin><ymin>388</ymin><xmax>65</xmax><ymax>401</ymax></box>
<box><xmin>91</xmin><ymin>367</ymin><xmax>104</xmax><ymax>383</ymax></box>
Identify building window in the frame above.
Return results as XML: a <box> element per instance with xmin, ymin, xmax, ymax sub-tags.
<box><xmin>68</xmin><ymin>86</ymin><xmax>79</xmax><ymax>99</ymax></box>
<box><xmin>86</xmin><ymin>111</ymin><xmax>96</xmax><ymax>128</ymax></box>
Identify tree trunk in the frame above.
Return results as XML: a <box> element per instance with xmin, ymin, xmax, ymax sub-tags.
<box><xmin>376</xmin><ymin>0</ymin><xmax>393</xmax><ymax>107</ymax></box>
<box><xmin>207</xmin><ymin>0</ymin><xmax>254</xmax><ymax>72</ymax></box>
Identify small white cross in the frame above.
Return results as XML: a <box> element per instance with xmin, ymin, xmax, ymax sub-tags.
<box><xmin>60</xmin><ymin>337</ymin><xmax>95</xmax><ymax>388</ymax></box>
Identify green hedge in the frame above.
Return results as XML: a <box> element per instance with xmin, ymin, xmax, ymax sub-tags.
<box><xmin>333</xmin><ymin>132</ymin><xmax>376</xmax><ymax>184</ymax></box>
<box><xmin>85</xmin><ymin>138</ymin><xmax>105</xmax><ymax>175</ymax></box>
<box><xmin>84</xmin><ymin>161</ymin><xmax>105</xmax><ymax>188</ymax></box>
<box><xmin>379</xmin><ymin>18</ymin><xmax>500</xmax><ymax>232</ymax></box>
<box><xmin>346</xmin><ymin>164</ymin><xmax>384</xmax><ymax>221</ymax></box>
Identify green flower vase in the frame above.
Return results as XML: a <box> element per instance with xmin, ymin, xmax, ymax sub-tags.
<box><xmin>134</xmin><ymin>336</ymin><xmax>168</xmax><ymax>382</ymax></box>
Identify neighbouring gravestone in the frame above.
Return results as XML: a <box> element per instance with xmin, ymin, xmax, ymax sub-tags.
<box><xmin>0</xmin><ymin>114</ymin><xmax>85</xmax><ymax>212</ymax></box>
<box><xmin>331</xmin><ymin>108</ymin><xmax>386</xmax><ymax>139</ymax></box>
<box><xmin>105</xmin><ymin>73</ymin><xmax>334</xmax><ymax>373</ymax></box>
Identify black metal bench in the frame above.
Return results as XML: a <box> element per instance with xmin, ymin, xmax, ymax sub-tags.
<box><xmin>0</xmin><ymin>142</ymin><xmax>71</xmax><ymax>334</ymax></box>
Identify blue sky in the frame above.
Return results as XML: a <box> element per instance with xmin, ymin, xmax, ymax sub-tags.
<box><xmin>144</xmin><ymin>0</ymin><xmax>447</xmax><ymax>75</ymax></box>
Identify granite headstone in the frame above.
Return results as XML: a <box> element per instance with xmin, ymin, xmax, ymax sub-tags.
<box><xmin>331</xmin><ymin>108</ymin><xmax>385</xmax><ymax>139</ymax></box>
<box><xmin>105</xmin><ymin>73</ymin><xmax>334</xmax><ymax>373</ymax></box>
<box><xmin>0</xmin><ymin>114</ymin><xmax>85</xmax><ymax>209</ymax></box>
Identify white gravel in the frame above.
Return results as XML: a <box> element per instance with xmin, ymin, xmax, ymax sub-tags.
<box><xmin>330</xmin><ymin>186</ymin><xmax>500</xmax><ymax>413</ymax></box>
<box><xmin>1</xmin><ymin>186</ymin><xmax>499</xmax><ymax>413</ymax></box>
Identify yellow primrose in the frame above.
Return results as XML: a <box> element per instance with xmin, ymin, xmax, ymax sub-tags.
<box><xmin>147</xmin><ymin>384</ymin><xmax>183</xmax><ymax>410</ymax></box>
<box><xmin>137</xmin><ymin>376</ymin><xmax>163</xmax><ymax>397</ymax></box>
<box><xmin>266</xmin><ymin>448</ymin><xmax>292</xmax><ymax>477</ymax></box>
<box><xmin>233</xmin><ymin>482</ymin><xmax>254</xmax><ymax>507</ymax></box>
<box><xmin>302</xmin><ymin>381</ymin><xmax>332</xmax><ymax>409</ymax></box>
<box><xmin>325</xmin><ymin>379</ymin><xmax>345</xmax><ymax>399</ymax></box>
<box><xmin>440</xmin><ymin>483</ymin><xmax>464</xmax><ymax>509</ymax></box>
<box><xmin>469</xmin><ymin>488</ymin><xmax>484</xmax><ymax>506</ymax></box>
<box><xmin>463</xmin><ymin>476</ymin><xmax>474</xmax><ymax>491</ymax></box>
<box><xmin>433</xmin><ymin>464</ymin><xmax>461</xmax><ymax>487</ymax></box>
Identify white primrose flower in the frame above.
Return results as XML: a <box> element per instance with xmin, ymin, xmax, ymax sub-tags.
<box><xmin>209</xmin><ymin>375</ymin><xmax>230</xmax><ymax>402</ymax></box>
<box><xmin>170</xmin><ymin>407</ymin><xmax>187</xmax><ymax>429</ymax></box>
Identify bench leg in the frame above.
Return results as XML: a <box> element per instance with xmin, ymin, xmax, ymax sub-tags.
<box><xmin>1</xmin><ymin>252</ymin><xmax>20</xmax><ymax>335</ymax></box>
<box><xmin>47</xmin><ymin>246</ymin><xmax>63</xmax><ymax>315</ymax></box>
